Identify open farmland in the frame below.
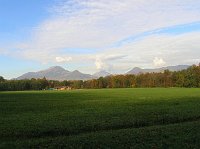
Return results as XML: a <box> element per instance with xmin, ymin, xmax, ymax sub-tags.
<box><xmin>1</xmin><ymin>88</ymin><xmax>200</xmax><ymax>148</ymax></box>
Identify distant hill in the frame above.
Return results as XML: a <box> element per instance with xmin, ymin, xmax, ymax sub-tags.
<box><xmin>126</xmin><ymin>65</ymin><xmax>190</xmax><ymax>75</ymax></box>
<box><xmin>16</xmin><ymin>66</ymin><xmax>94</xmax><ymax>81</ymax></box>
<box><xmin>93</xmin><ymin>70</ymin><xmax>111</xmax><ymax>78</ymax></box>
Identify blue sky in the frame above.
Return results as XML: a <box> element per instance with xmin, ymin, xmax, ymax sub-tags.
<box><xmin>0</xmin><ymin>0</ymin><xmax>53</xmax><ymax>42</ymax></box>
<box><xmin>1</xmin><ymin>0</ymin><xmax>200</xmax><ymax>79</ymax></box>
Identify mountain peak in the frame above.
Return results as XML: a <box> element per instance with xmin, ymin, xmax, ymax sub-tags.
<box><xmin>132</xmin><ymin>67</ymin><xmax>142</xmax><ymax>70</ymax></box>
<box><xmin>47</xmin><ymin>66</ymin><xmax>66</xmax><ymax>71</ymax></box>
<box><xmin>126</xmin><ymin>67</ymin><xmax>142</xmax><ymax>74</ymax></box>
<box><xmin>72</xmin><ymin>70</ymin><xmax>81</xmax><ymax>73</ymax></box>
<box><xmin>93</xmin><ymin>70</ymin><xmax>111</xmax><ymax>77</ymax></box>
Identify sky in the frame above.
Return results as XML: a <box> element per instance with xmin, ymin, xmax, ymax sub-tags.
<box><xmin>0</xmin><ymin>0</ymin><xmax>200</xmax><ymax>79</ymax></box>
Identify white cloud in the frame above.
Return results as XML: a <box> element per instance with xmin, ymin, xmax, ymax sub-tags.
<box><xmin>94</xmin><ymin>55</ymin><xmax>124</xmax><ymax>70</ymax></box>
<box><xmin>95</xmin><ymin>57</ymin><xmax>104</xmax><ymax>70</ymax></box>
<box><xmin>55</xmin><ymin>56</ymin><xmax>72</xmax><ymax>63</ymax></box>
<box><xmin>153</xmin><ymin>57</ymin><xmax>166</xmax><ymax>67</ymax></box>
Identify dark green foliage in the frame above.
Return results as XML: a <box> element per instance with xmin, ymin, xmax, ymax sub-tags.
<box><xmin>0</xmin><ymin>76</ymin><xmax>5</xmax><ymax>82</ymax></box>
<box><xmin>1</xmin><ymin>88</ymin><xmax>200</xmax><ymax>148</ymax></box>
<box><xmin>0</xmin><ymin>78</ymin><xmax>49</xmax><ymax>91</ymax></box>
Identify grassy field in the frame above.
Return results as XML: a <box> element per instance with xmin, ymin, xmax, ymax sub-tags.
<box><xmin>1</xmin><ymin>88</ymin><xmax>200</xmax><ymax>148</ymax></box>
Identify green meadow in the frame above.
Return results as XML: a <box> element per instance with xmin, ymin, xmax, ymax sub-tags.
<box><xmin>1</xmin><ymin>88</ymin><xmax>200</xmax><ymax>148</ymax></box>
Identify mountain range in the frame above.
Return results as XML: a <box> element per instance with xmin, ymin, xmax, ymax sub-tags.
<box><xmin>16</xmin><ymin>65</ymin><xmax>190</xmax><ymax>81</ymax></box>
<box><xmin>126</xmin><ymin>65</ymin><xmax>190</xmax><ymax>75</ymax></box>
<box><xmin>16</xmin><ymin>66</ymin><xmax>94</xmax><ymax>81</ymax></box>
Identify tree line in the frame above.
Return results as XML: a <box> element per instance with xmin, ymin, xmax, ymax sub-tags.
<box><xmin>0</xmin><ymin>64</ymin><xmax>200</xmax><ymax>91</ymax></box>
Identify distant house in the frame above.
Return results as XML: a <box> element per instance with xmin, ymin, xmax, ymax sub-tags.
<box><xmin>55</xmin><ymin>86</ymin><xmax>72</xmax><ymax>91</ymax></box>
